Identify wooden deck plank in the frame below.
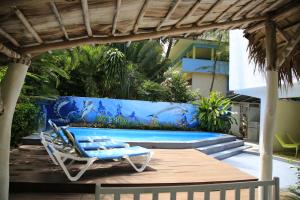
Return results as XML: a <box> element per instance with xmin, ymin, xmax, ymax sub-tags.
<box><xmin>9</xmin><ymin>146</ymin><xmax>256</xmax><ymax>193</ymax></box>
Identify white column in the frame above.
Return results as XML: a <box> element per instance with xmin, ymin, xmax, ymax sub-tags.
<box><xmin>0</xmin><ymin>61</ymin><xmax>29</xmax><ymax>200</ymax></box>
<box><xmin>259</xmin><ymin>20</ymin><xmax>277</xmax><ymax>200</ymax></box>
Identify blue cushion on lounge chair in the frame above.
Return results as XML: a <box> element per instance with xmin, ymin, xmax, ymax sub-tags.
<box><xmin>79</xmin><ymin>141</ymin><xmax>129</xmax><ymax>150</ymax></box>
<box><xmin>81</xmin><ymin>146</ymin><xmax>151</xmax><ymax>160</ymax></box>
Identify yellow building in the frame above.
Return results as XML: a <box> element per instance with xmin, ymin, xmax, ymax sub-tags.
<box><xmin>169</xmin><ymin>39</ymin><xmax>229</xmax><ymax>97</ymax></box>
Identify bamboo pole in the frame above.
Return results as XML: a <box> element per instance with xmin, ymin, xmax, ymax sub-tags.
<box><xmin>156</xmin><ymin>0</ymin><xmax>181</xmax><ymax>31</ymax></box>
<box><xmin>259</xmin><ymin>19</ymin><xmax>277</xmax><ymax>200</ymax></box>
<box><xmin>112</xmin><ymin>0</ymin><xmax>121</xmax><ymax>35</ymax></box>
<box><xmin>15</xmin><ymin>8</ymin><xmax>43</xmax><ymax>43</ymax></box>
<box><xmin>0</xmin><ymin>43</ymin><xmax>21</xmax><ymax>59</ymax></box>
<box><xmin>0</xmin><ymin>28</ymin><xmax>20</xmax><ymax>47</ymax></box>
<box><xmin>22</xmin><ymin>16</ymin><xmax>266</xmax><ymax>55</ymax></box>
<box><xmin>50</xmin><ymin>1</ymin><xmax>69</xmax><ymax>40</ymax></box>
<box><xmin>81</xmin><ymin>0</ymin><xmax>92</xmax><ymax>37</ymax></box>
<box><xmin>133</xmin><ymin>0</ymin><xmax>150</xmax><ymax>33</ymax></box>
<box><xmin>0</xmin><ymin>61</ymin><xmax>30</xmax><ymax>200</ymax></box>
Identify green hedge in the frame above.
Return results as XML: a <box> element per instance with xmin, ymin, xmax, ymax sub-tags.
<box><xmin>11</xmin><ymin>102</ymin><xmax>40</xmax><ymax>146</ymax></box>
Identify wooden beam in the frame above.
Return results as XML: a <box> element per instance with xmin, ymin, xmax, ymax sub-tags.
<box><xmin>245</xmin><ymin>0</ymin><xmax>268</xmax><ymax>18</ymax></box>
<box><xmin>196</xmin><ymin>0</ymin><xmax>221</xmax><ymax>26</ymax></box>
<box><xmin>112</xmin><ymin>0</ymin><xmax>121</xmax><ymax>36</ymax></box>
<box><xmin>50</xmin><ymin>1</ymin><xmax>69</xmax><ymax>40</ymax></box>
<box><xmin>175</xmin><ymin>0</ymin><xmax>201</xmax><ymax>28</ymax></box>
<box><xmin>14</xmin><ymin>8</ymin><xmax>43</xmax><ymax>43</ymax></box>
<box><xmin>0</xmin><ymin>28</ymin><xmax>20</xmax><ymax>47</ymax></box>
<box><xmin>22</xmin><ymin>16</ymin><xmax>266</xmax><ymax>55</ymax></box>
<box><xmin>133</xmin><ymin>0</ymin><xmax>151</xmax><ymax>33</ymax></box>
<box><xmin>278</xmin><ymin>25</ymin><xmax>300</xmax><ymax>68</ymax></box>
<box><xmin>81</xmin><ymin>0</ymin><xmax>92</xmax><ymax>37</ymax></box>
<box><xmin>261</xmin><ymin>0</ymin><xmax>286</xmax><ymax>15</ymax></box>
<box><xmin>0</xmin><ymin>43</ymin><xmax>21</xmax><ymax>59</ymax></box>
<box><xmin>215</xmin><ymin>0</ymin><xmax>239</xmax><ymax>22</ymax></box>
<box><xmin>276</xmin><ymin>26</ymin><xmax>289</xmax><ymax>42</ymax></box>
<box><xmin>231</xmin><ymin>0</ymin><xmax>260</xmax><ymax>21</ymax></box>
<box><xmin>156</xmin><ymin>0</ymin><xmax>181</xmax><ymax>31</ymax></box>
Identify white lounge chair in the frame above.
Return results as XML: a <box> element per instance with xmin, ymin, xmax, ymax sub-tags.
<box><xmin>40</xmin><ymin>131</ymin><xmax>153</xmax><ymax>181</ymax></box>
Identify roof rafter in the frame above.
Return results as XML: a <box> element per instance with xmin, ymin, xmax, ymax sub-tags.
<box><xmin>276</xmin><ymin>26</ymin><xmax>289</xmax><ymax>42</ymax></box>
<box><xmin>112</xmin><ymin>0</ymin><xmax>121</xmax><ymax>36</ymax></box>
<box><xmin>214</xmin><ymin>0</ymin><xmax>239</xmax><ymax>22</ymax></box>
<box><xmin>133</xmin><ymin>0</ymin><xmax>151</xmax><ymax>34</ymax></box>
<box><xmin>0</xmin><ymin>27</ymin><xmax>20</xmax><ymax>47</ymax></box>
<box><xmin>50</xmin><ymin>1</ymin><xmax>69</xmax><ymax>40</ymax></box>
<box><xmin>245</xmin><ymin>0</ymin><xmax>268</xmax><ymax>18</ymax></box>
<box><xmin>261</xmin><ymin>0</ymin><xmax>286</xmax><ymax>15</ymax></box>
<box><xmin>231</xmin><ymin>0</ymin><xmax>260</xmax><ymax>21</ymax></box>
<box><xmin>175</xmin><ymin>0</ymin><xmax>201</xmax><ymax>28</ymax></box>
<box><xmin>81</xmin><ymin>0</ymin><xmax>92</xmax><ymax>37</ymax></box>
<box><xmin>14</xmin><ymin>8</ymin><xmax>43</xmax><ymax>43</ymax></box>
<box><xmin>156</xmin><ymin>0</ymin><xmax>181</xmax><ymax>31</ymax></box>
<box><xmin>278</xmin><ymin>25</ymin><xmax>300</xmax><ymax>68</ymax></box>
<box><xmin>196</xmin><ymin>0</ymin><xmax>221</xmax><ymax>26</ymax></box>
<box><xmin>22</xmin><ymin>16</ymin><xmax>266</xmax><ymax>55</ymax></box>
<box><xmin>0</xmin><ymin>43</ymin><xmax>21</xmax><ymax>59</ymax></box>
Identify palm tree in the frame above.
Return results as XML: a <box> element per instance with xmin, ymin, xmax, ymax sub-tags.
<box><xmin>200</xmin><ymin>30</ymin><xmax>229</xmax><ymax>92</ymax></box>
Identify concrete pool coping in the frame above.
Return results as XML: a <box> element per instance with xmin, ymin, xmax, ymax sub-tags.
<box><xmin>23</xmin><ymin>130</ymin><xmax>236</xmax><ymax>149</ymax></box>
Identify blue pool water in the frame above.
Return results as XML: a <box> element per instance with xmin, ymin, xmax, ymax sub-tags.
<box><xmin>68</xmin><ymin>127</ymin><xmax>222</xmax><ymax>142</ymax></box>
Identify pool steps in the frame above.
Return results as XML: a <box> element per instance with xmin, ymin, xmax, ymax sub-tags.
<box><xmin>196</xmin><ymin>139</ymin><xmax>250</xmax><ymax>160</ymax></box>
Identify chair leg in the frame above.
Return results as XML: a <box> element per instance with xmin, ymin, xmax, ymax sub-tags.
<box><xmin>55</xmin><ymin>153</ymin><xmax>97</xmax><ymax>181</ymax></box>
<box><xmin>125</xmin><ymin>152</ymin><xmax>153</xmax><ymax>172</ymax></box>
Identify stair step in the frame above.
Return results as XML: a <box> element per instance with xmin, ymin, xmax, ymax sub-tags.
<box><xmin>211</xmin><ymin>146</ymin><xmax>251</xmax><ymax>160</ymax></box>
<box><xmin>197</xmin><ymin>140</ymin><xmax>244</xmax><ymax>154</ymax></box>
<box><xmin>192</xmin><ymin>135</ymin><xmax>236</xmax><ymax>148</ymax></box>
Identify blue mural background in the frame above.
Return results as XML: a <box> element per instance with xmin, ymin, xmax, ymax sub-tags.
<box><xmin>40</xmin><ymin>96</ymin><xmax>199</xmax><ymax>130</ymax></box>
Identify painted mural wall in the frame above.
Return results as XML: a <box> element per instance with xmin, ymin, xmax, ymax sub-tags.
<box><xmin>40</xmin><ymin>96</ymin><xmax>199</xmax><ymax>130</ymax></box>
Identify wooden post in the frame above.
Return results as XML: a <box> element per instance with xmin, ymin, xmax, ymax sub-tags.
<box><xmin>0</xmin><ymin>60</ymin><xmax>30</xmax><ymax>200</ymax></box>
<box><xmin>259</xmin><ymin>19</ymin><xmax>277</xmax><ymax>200</ymax></box>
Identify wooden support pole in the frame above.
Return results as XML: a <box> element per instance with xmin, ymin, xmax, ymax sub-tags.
<box><xmin>112</xmin><ymin>0</ymin><xmax>121</xmax><ymax>35</ymax></box>
<box><xmin>15</xmin><ymin>8</ymin><xmax>43</xmax><ymax>43</ymax></box>
<box><xmin>175</xmin><ymin>0</ymin><xmax>201</xmax><ymax>28</ymax></box>
<box><xmin>81</xmin><ymin>0</ymin><xmax>92</xmax><ymax>37</ymax></box>
<box><xmin>259</xmin><ymin>19</ymin><xmax>277</xmax><ymax>200</ymax></box>
<box><xmin>50</xmin><ymin>1</ymin><xmax>69</xmax><ymax>40</ymax></box>
<box><xmin>133</xmin><ymin>0</ymin><xmax>150</xmax><ymax>34</ymax></box>
<box><xmin>0</xmin><ymin>28</ymin><xmax>20</xmax><ymax>47</ymax></box>
<box><xmin>156</xmin><ymin>0</ymin><xmax>181</xmax><ymax>31</ymax></box>
<box><xmin>22</xmin><ymin>16</ymin><xmax>266</xmax><ymax>55</ymax></box>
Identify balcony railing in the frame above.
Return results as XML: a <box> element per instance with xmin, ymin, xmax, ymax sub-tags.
<box><xmin>182</xmin><ymin>58</ymin><xmax>229</xmax><ymax>75</ymax></box>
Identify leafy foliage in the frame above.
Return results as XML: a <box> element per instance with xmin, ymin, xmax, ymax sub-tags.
<box><xmin>194</xmin><ymin>91</ymin><xmax>236</xmax><ymax>133</ymax></box>
<box><xmin>289</xmin><ymin>166</ymin><xmax>300</xmax><ymax>197</ymax></box>
<box><xmin>162</xmin><ymin>70</ymin><xmax>198</xmax><ymax>103</ymax></box>
<box><xmin>137</xmin><ymin>80</ymin><xmax>169</xmax><ymax>102</ymax></box>
<box><xmin>11</xmin><ymin>101</ymin><xmax>40</xmax><ymax>146</ymax></box>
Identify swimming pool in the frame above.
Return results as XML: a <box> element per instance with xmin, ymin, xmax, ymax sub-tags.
<box><xmin>69</xmin><ymin>127</ymin><xmax>235</xmax><ymax>149</ymax></box>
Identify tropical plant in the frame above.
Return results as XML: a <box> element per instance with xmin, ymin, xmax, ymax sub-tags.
<box><xmin>162</xmin><ymin>69</ymin><xmax>198</xmax><ymax>103</ymax></box>
<box><xmin>289</xmin><ymin>166</ymin><xmax>300</xmax><ymax>197</ymax></box>
<box><xmin>194</xmin><ymin>91</ymin><xmax>236</xmax><ymax>133</ymax></box>
<box><xmin>11</xmin><ymin>100</ymin><xmax>40</xmax><ymax>146</ymax></box>
<box><xmin>137</xmin><ymin>80</ymin><xmax>169</xmax><ymax>102</ymax></box>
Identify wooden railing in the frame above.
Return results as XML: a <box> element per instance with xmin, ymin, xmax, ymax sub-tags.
<box><xmin>95</xmin><ymin>177</ymin><xmax>279</xmax><ymax>200</ymax></box>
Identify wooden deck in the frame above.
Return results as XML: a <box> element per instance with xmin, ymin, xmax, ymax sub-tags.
<box><xmin>10</xmin><ymin>145</ymin><xmax>257</xmax><ymax>194</ymax></box>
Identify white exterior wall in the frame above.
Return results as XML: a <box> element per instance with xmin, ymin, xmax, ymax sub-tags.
<box><xmin>229</xmin><ymin>30</ymin><xmax>300</xmax><ymax>149</ymax></box>
<box><xmin>191</xmin><ymin>73</ymin><xmax>227</xmax><ymax>97</ymax></box>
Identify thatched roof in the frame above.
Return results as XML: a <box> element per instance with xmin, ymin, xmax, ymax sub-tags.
<box><xmin>0</xmin><ymin>0</ymin><xmax>299</xmax><ymax>84</ymax></box>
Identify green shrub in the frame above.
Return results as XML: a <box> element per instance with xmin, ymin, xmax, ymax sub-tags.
<box><xmin>11</xmin><ymin>102</ymin><xmax>40</xmax><ymax>146</ymax></box>
<box><xmin>137</xmin><ymin>80</ymin><xmax>169</xmax><ymax>102</ymax></box>
<box><xmin>194</xmin><ymin>91</ymin><xmax>236</xmax><ymax>133</ymax></box>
